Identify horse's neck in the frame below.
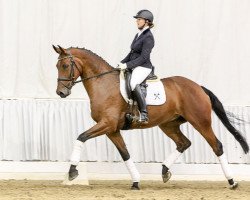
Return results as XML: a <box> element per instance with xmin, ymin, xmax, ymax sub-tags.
<box><xmin>79</xmin><ymin>53</ymin><xmax>118</xmax><ymax>102</ymax></box>
<box><xmin>79</xmin><ymin>50</ymin><xmax>113</xmax><ymax>78</ymax></box>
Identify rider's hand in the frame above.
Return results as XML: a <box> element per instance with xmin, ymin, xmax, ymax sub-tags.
<box><xmin>117</xmin><ymin>63</ymin><xmax>127</xmax><ymax>70</ymax></box>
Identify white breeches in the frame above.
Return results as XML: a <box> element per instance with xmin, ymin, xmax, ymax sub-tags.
<box><xmin>130</xmin><ymin>67</ymin><xmax>152</xmax><ymax>91</ymax></box>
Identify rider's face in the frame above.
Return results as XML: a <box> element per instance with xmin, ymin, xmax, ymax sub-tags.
<box><xmin>136</xmin><ymin>18</ymin><xmax>146</xmax><ymax>30</ymax></box>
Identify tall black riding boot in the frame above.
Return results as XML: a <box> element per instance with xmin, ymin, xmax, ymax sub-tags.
<box><xmin>133</xmin><ymin>85</ymin><xmax>148</xmax><ymax>123</ymax></box>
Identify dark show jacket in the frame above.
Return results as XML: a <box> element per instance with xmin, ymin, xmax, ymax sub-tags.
<box><xmin>121</xmin><ymin>28</ymin><xmax>154</xmax><ymax>69</ymax></box>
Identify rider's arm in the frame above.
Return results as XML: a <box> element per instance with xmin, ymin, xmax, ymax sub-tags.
<box><xmin>120</xmin><ymin>52</ymin><xmax>131</xmax><ymax>64</ymax></box>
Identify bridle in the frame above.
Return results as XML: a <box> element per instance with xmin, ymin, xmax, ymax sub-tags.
<box><xmin>57</xmin><ymin>50</ymin><xmax>120</xmax><ymax>90</ymax></box>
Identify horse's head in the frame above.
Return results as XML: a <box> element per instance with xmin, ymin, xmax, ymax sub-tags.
<box><xmin>53</xmin><ymin>45</ymin><xmax>82</xmax><ymax>98</ymax></box>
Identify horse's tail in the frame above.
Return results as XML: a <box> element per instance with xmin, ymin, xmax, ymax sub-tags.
<box><xmin>201</xmin><ymin>86</ymin><xmax>249</xmax><ymax>154</ymax></box>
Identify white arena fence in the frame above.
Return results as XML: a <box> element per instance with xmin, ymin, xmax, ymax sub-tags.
<box><xmin>0</xmin><ymin>99</ymin><xmax>249</xmax><ymax>164</ymax></box>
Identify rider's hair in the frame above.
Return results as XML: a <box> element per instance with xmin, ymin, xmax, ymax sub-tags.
<box><xmin>148</xmin><ymin>21</ymin><xmax>154</xmax><ymax>29</ymax></box>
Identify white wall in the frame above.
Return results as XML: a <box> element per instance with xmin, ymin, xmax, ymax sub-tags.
<box><xmin>0</xmin><ymin>0</ymin><xmax>250</xmax><ymax>104</ymax></box>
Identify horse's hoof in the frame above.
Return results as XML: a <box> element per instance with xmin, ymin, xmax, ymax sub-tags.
<box><xmin>131</xmin><ymin>182</ymin><xmax>140</xmax><ymax>190</ymax></box>
<box><xmin>230</xmin><ymin>182</ymin><xmax>238</xmax><ymax>190</ymax></box>
<box><xmin>162</xmin><ymin>171</ymin><xmax>172</xmax><ymax>183</ymax></box>
<box><xmin>68</xmin><ymin>169</ymin><xmax>79</xmax><ymax>181</ymax></box>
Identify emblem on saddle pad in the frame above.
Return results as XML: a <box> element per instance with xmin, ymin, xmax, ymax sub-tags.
<box><xmin>154</xmin><ymin>93</ymin><xmax>161</xmax><ymax>100</ymax></box>
<box><xmin>119</xmin><ymin>70</ymin><xmax>166</xmax><ymax>129</ymax></box>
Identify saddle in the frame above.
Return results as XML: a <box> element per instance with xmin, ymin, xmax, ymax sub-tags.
<box><xmin>124</xmin><ymin>66</ymin><xmax>158</xmax><ymax>100</ymax></box>
<box><xmin>122</xmin><ymin>67</ymin><xmax>158</xmax><ymax>130</ymax></box>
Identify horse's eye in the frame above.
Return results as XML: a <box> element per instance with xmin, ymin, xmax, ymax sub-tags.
<box><xmin>62</xmin><ymin>64</ymin><xmax>69</xmax><ymax>69</ymax></box>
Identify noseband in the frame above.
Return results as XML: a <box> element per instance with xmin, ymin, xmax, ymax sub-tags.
<box><xmin>57</xmin><ymin>50</ymin><xmax>120</xmax><ymax>90</ymax></box>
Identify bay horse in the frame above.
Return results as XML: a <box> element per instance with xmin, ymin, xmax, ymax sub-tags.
<box><xmin>53</xmin><ymin>45</ymin><xmax>249</xmax><ymax>190</ymax></box>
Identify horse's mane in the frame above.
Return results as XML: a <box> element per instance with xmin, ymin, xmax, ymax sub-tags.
<box><xmin>69</xmin><ymin>47</ymin><xmax>113</xmax><ymax>68</ymax></box>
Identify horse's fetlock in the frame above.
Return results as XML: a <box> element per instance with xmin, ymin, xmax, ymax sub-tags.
<box><xmin>214</xmin><ymin>139</ymin><xmax>224</xmax><ymax>156</ymax></box>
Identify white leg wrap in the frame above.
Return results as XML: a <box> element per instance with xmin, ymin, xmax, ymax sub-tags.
<box><xmin>70</xmin><ymin>140</ymin><xmax>84</xmax><ymax>166</ymax></box>
<box><xmin>218</xmin><ymin>154</ymin><xmax>233</xmax><ymax>180</ymax></box>
<box><xmin>125</xmin><ymin>159</ymin><xmax>140</xmax><ymax>183</ymax></box>
<box><xmin>163</xmin><ymin>150</ymin><xmax>182</xmax><ymax>169</ymax></box>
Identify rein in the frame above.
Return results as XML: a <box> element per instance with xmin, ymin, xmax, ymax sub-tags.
<box><xmin>57</xmin><ymin>50</ymin><xmax>120</xmax><ymax>88</ymax></box>
<box><xmin>74</xmin><ymin>68</ymin><xmax>120</xmax><ymax>83</ymax></box>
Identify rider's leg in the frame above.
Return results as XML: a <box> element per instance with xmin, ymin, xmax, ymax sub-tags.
<box><xmin>130</xmin><ymin>67</ymin><xmax>152</xmax><ymax>122</ymax></box>
<box><xmin>133</xmin><ymin>85</ymin><xmax>148</xmax><ymax>122</ymax></box>
<box><xmin>130</xmin><ymin>67</ymin><xmax>152</xmax><ymax>91</ymax></box>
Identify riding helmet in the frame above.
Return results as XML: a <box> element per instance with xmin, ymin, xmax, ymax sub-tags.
<box><xmin>133</xmin><ymin>10</ymin><xmax>154</xmax><ymax>22</ymax></box>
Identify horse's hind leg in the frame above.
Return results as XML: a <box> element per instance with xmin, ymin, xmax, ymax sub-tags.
<box><xmin>107</xmin><ymin>131</ymin><xmax>140</xmax><ymax>190</ymax></box>
<box><xmin>204</xmin><ymin>128</ymin><xmax>238</xmax><ymax>189</ymax></box>
<box><xmin>189</xmin><ymin>117</ymin><xmax>238</xmax><ymax>189</ymax></box>
<box><xmin>159</xmin><ymin>123</ymin><xmax>191</xmax><ymax>183</ymax></box>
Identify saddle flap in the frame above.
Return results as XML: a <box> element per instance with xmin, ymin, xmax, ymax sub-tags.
<box><xmin>124</xmin><ymin>70</ymin><xmax>132</xmax><ymax>99</ymax></box>
<box><xmin>125</xmin><ymin>70</ymin><xmax>148</xmax><ymax>100</ymax></box>
<box><xmin>120</xmin><ymin>69</ymin><xmax>166</xmax><ymax>106</ymax></box>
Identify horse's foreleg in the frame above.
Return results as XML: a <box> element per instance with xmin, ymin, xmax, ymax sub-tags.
<box><xmin>68</xmin><ymin>120</ymin><xmax>114</xmax><ymax>181</ymax></box>
<box><xmin>107</xmin><ymin>131</ymin><xmax>140</xmax><ymax>190</ymax></box>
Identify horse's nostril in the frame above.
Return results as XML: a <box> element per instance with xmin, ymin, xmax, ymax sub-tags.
<box><xmin>59</xmin><ymin>92</ymin><xmax>66</xmax><ymax>98</ymax></box>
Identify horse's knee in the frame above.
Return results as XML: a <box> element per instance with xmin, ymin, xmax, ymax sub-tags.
<box><xmin>177</xmin><ymin>140</ymin><xmax>191</xmax><ymax>153</ymax></box>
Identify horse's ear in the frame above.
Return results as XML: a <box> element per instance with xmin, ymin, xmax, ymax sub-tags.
<box><xmin>52</xmin><ymin>45</ymin><xmax>60</xmax><ymax>54</ymax></box>
<box><xmin>58</xmin><ymin>45</ymin><xmax>67</xmax><ymax>55</ymax></box>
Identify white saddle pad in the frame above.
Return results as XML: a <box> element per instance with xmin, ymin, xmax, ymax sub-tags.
<box><xmin>119</xmin><ymin>71</ymin><xmax>166</xmax><ymax>105</ymax></box>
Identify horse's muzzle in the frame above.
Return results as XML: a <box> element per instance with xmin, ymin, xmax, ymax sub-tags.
<box><xmin>56</xmin><ymin>88</ymin><xmax>71</xmax><ymax>98</ymax></box>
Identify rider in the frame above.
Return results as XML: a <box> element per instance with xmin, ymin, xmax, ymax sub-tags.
<box><xmin>118</xmin><ymin>10</ymin><xmax>155</xmax><ymax>123</ymax></box>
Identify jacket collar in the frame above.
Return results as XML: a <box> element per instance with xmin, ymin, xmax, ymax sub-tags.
<box><xmin>136</xmin><ymin>28</ymin><xmax>150</xmax><ymax>41</ymax></box>
<box><xmin>138</xmin><ymin>26</ymin><xmax>149</xmax><ymax>36</ymax></box>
